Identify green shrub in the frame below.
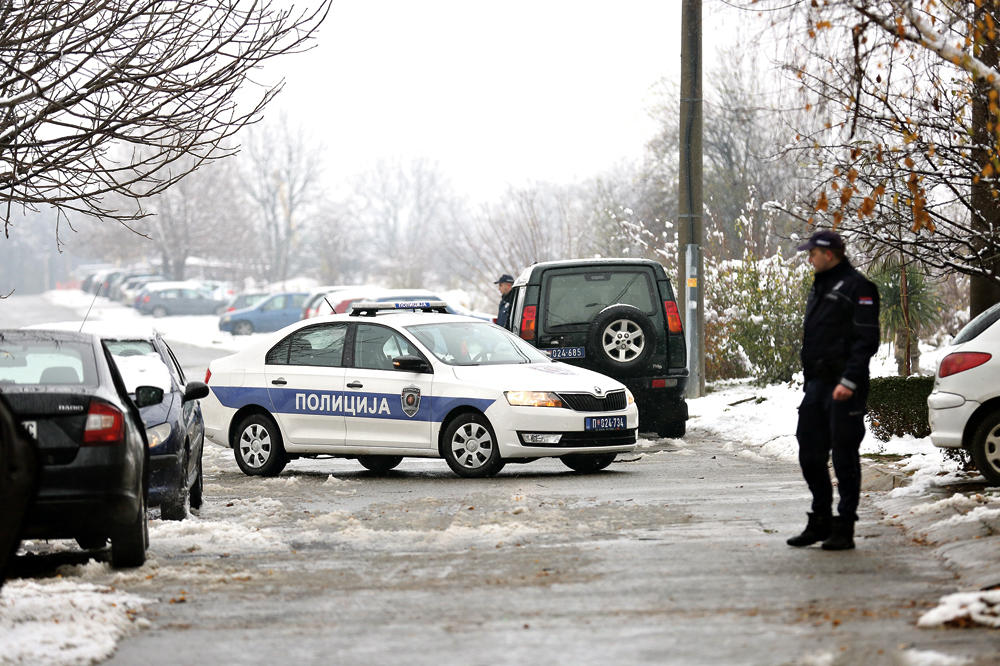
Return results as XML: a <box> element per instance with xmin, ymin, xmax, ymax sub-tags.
<box><xmin>866</xmin><ymin>376</ymin><xmax>934</xmax><ymax>441</ymax></box>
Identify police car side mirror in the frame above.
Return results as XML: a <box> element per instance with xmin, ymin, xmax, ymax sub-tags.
<box><xmin>392</xmin><ymin>355</ymin><xmax>431</xmax><ymax>373</ymax></box>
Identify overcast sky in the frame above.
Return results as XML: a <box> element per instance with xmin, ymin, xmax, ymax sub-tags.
<box><xmin>266</xmin><ymin>0</ymin><xmax>744</xmax><ymax>201</ymax></box>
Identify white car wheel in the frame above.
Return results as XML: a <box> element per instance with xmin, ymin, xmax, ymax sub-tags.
<box><xmin>234</xmin><ymin>414</ymin><xmax>287</xmax><ymax>477</ymax></box>
<box><xmin>442</xmin><ymin>413</ymin><xmax>504</xmax><ymax>478</ymax></box>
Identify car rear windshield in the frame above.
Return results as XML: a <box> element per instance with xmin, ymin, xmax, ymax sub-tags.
<box><xmin>953</xmin><ymin>301</ymin><xmax>1000</xmax><ymax>344</ymax></box>
<box><xmin>544</xmin><ymin>270</ymin><xmax>655</xmax><ymax>327</ymax></box>
<box><xmin>407</xmin><ymin>322</ymin><xmax>551</xmax><ymax>366</ymax></box>
<box><xmin>0</xmin><ymin>338</ymin><xmax>99</xmax><ymax>386</ymax></box>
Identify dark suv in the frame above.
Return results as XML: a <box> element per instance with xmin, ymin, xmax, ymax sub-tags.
<box><xmin>502</xmin><ymin>259</ymin><xmax>688</xmax><ymax>437</ymax></box>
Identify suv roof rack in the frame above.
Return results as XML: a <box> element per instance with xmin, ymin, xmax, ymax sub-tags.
<box><xmin>349</xmin><ymin>300</ymin><xmax>450</xmax><ymax>317</ymax></box>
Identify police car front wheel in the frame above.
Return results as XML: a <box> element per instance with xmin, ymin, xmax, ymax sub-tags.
<box><xmin>442</xmin><ymin>413</ymin><xmax>505</xmax><ymax>478</ymax></box>
<box><xmin>234</xmin><ymin>413</ymin><xmax>287</xmax><ymax>477</ymax></box>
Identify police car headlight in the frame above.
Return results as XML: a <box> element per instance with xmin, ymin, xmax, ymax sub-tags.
<box><xmin>626</xmin><ymin>389</ymin><xmax>635</xmax><ymax>405</ymax></box>
<box><xmin>504</xmin><ymin>391</ymin><xmax>564</xmax><ymax>408</ymax></box>
<box><xmin>146</xmin><ymin>422</ymin><xmax>172</xmax><ymax>449</ymax></box>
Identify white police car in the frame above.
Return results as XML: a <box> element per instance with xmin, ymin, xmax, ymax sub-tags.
<box><xmin>200</xmin><ymin>302</ymin><xmax>639</xmax><ymax>478</ymax></box>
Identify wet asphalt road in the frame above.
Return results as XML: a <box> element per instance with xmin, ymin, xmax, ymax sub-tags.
<box><xmin>6</xmin><ymin>294</ymin><xmax>999</xmax><ymax>665</ymax></box>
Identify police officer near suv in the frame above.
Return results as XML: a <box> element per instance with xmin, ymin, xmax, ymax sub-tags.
<box><xmin>495</xmin><ymin>273</ymin><xmax>515</xmax><ymax>328</ymax></box>
<box><xmin>787</xmin><ymin>230</ymin><xmax>880</xmax><ymax>551</ymax></box>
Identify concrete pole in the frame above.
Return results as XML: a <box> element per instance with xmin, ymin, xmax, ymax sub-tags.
<box><xmin>678</xmin><ymin>0</ymin><xmax>704</xmax><ymax>398</ymax></box>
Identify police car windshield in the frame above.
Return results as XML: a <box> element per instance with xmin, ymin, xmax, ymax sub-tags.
<box><xmin>406</xmin><ymin>322</ymin><xmax>551</xmax><ymax>366</ymax></box>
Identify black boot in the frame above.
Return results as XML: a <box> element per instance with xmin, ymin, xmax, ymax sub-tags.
<box><xmin>786</xmin><ymin>512</ymin><xmax>832</xmax><ymax>547</ymax></box>
<box><xmin>821</xmin><ymin>516</ymin><xmax>856</xmax><ymax>551</ymax></box>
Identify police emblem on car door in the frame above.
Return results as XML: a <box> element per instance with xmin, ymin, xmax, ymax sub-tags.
<box><xmin>401</xmin><ymin>385</ymin><xmax>421</xmax><ymax>417</ymax></box>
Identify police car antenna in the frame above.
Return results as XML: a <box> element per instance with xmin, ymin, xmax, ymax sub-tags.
<box><xmin>323</xmin><ymin>296</ymin><xmax>336</xmax><ymax>314</ymax></box>
<box><xmin>79</xmin><ymin>284</ymin><xmax>101</xmax><ymax>332</ymax></box>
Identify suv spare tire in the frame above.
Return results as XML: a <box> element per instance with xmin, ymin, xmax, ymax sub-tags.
<box><xmin>587</xmin><ymin>304</ymin><xmax>656</xmax><ymax>375</ymax></box>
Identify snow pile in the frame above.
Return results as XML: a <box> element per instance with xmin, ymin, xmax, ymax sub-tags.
<box><xmin>918</xmin><ymin>590</ymin><xmax>1000</xmax><ymax>629</ymax></box>
<box><xmin>0</xmin><ymin>579</ymin><xmax>151</xmax><ymax>665</ymax></box>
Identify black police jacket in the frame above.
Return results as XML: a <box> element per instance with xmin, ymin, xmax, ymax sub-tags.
<box><xmin>801</xmin><ymin>258</ymin><xmax>881</xmax><ymax>389</ymax></box>
<box><xmin>497</xmin><ymin>289</ymin><xmax>515</xmax><ymax>328</ymax></box>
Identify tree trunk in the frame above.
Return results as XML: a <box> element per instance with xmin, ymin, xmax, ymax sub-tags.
<box><xmin>971</xmin><ymin>4</ymin><xmax>1000</xmax><ymax>319</ymax></box>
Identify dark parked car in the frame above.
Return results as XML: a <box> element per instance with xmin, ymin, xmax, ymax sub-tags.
<box><xmin>105</xmin><ymin>335</ymin><xmax>209</xmax><ymax>520</ymax></box>
<box><xmin>0</xmin><ymin>329</ymin><xmax>162</xmax><ymax>568</ymax></box>
<box><xmin>218</xmin><ymin>292</ymin><xmax>308</xmax><ymax>335</ymax></box>
<box><xmin>0</xmin><ymin>392</ymin><xmax>39</xmax><ymax>588</ymax></box>
<box><xmin>502</xmin><ymin>258</ymin><xmax>689</xmax><ymax>438</ymax></box>
<box><xmin>135</xmin><ymin>282</ymin><xmax>227</xmax><ymax>317</ymax></box>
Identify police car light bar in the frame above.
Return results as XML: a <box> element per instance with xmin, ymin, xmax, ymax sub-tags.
<box><xmin>349</xmin><ymin>300</ymin><xmax>450</xmax><ymax>316</ymax></box>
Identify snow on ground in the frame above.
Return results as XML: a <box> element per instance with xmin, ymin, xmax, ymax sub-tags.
<box><xmin>2</xmin><ymin>290</ymin><xmax>995</xmax><ymax>662</ymax></box>
<box><xmin>0</xmin><ymin>580</ymin><xmax>151</xmax><ymax>665</ymax></box>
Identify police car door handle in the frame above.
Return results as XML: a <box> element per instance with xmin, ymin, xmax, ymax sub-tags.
<box><xmin>347</xmin><ymin>381</ymin><xmax>363</xmax><ymax>389</ymax></box>
<box><xmin>271</xmin><ymin>378</ymin><xmax>287</xmax><ymax>385</ymax></box>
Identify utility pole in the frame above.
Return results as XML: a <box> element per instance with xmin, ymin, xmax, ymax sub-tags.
<box><xmin>678</xmin><ymin>0</ymin><xmax>704</xmax><ymax>398</ymax></box>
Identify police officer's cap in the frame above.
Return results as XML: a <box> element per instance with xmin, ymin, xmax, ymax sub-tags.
<box><xmin>494</xmin><ymin>274</ymin><xmax>515</xmax><ymax>284</ymax></box>
<box><xmin>796</xmin><ymin>229</ymin><xmax>845</xmax><ymax>252</ymax></box>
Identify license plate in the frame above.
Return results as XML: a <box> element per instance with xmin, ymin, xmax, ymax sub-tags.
<box><xmin>22</xmin><ymin>421</ymin><xmax>37</xmax><ymax>439</ymax></box>
<box><xmin>585</xmin><ymin>415</ymin><xmax>626</xmax><ymax>431</ymax></box>
<box><xmin>548</xmin><ymin>346</ymin><xmax>585</xmax><ymax>360</ymax></box>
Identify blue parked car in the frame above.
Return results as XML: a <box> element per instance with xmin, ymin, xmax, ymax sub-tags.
<box><xmin>105</xmin><ymin>335</ymin><xmax>209</xmax><ymax>520</ymax></box>
<box><xmin>218</xmin><ymin>292</ymin><xmax>308</xmax><ymax>335</ymax></box>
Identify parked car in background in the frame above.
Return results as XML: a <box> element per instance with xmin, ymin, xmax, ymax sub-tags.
<box><xmin>300</xmin><ymin>285</ymin><xmax>357</xmax><ymax>319</ymax></box>
<box><xmin>135</xmin><ymin>281</ymin><xmax>227</xmax><ymax>317</ymax></box>
<box><xmin>222</xmin><ymin>291</ymin><xmax>269</xmax><ymax>314</ymax></box>
<box><xmin>117</xmin><ymin>273</ymin><xmax>165</xmax><ymax>303</ymax></box>
<box><xmin>928</xmin><ymin>301</ymin><xmax>1000</xmax><ymax>484</ymax></box>
<box><xmin>502</xmin><ymin>258</ymin><xmax>689</xmax><ymax>438</ymax></box>
<box><xmin>105</xmin><ymin>335</ymin><xmax>209</xmax><ymax>520</ymax></box>
<box><xmin>0</xmin><ymin>329</ymin><xmax>158</xmax><ymax>568</ymax></box>
<box><xmin>0</xmin><ymin>392</ymin><xmax>39</xmax><ymax>588</ymax></box>
<box><xmin>219</xmin><ymin>292</ymin><xmax>309</xmax><ymax>335</ymax></box>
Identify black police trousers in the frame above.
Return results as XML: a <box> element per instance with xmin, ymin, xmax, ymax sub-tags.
<box><xmin>795</xmin><ymin>378</ymin><xmax>868</xmax><ymax>522</ymax></box>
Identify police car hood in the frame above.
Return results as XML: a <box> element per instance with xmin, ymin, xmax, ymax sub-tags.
<box><xmin>450</xmin><ymin>361</ymin><xmax>624</xmax><ymax>392</ymax></box>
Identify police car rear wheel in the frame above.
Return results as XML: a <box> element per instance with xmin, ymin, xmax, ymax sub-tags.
<box><xmin>234</xmin><ymin>414</ymin><xmax>287</xmax><ymax>477</ymax></box>
<box><xmin>358</xmin><ymin>455</ymin><xmax>403</xmax><ymax>473</ymax></box>
<box><xmin>442</xmin><ymin>413</ymin><xmax>504</xmax><ymax>478</ymax></box>
<box><xmin>561</xmin><ymin>452</ymin><xmax>617</xmax><ymax>473</ymax></box>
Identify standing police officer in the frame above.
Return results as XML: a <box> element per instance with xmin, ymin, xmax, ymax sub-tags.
<box><xmin>495</xmin><ymin>273</ymin><xmax>515</xmax><ymax>328</ymax></box>
<box><xmin>788</xmin><ymin>230</ymin><xmax>880</xmax><ymax>551</ymax></box>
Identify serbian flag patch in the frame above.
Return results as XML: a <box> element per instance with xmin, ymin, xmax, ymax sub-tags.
<box><xmin>858</xmin><ymin>296</ymin><xmax>874</xmax><ymax>305</ymax></box>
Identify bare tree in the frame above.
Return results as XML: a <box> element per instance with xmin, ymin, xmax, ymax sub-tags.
<box><xmin>750</xmin><ymin>0</ymin><xmax>1000</xmax><ymax>316</ymax></box>
<box><xmin>1</xmin><ymin>0</ymin><xmax>331</xmax><ymax>240</ymax></box>
<box><xmin>349</xmin><ymin>159</ymin><xmax>459</xmax><ymax>288</ymax></box>
<box><xmin>238</xmin><ymin>118</ymin><xmax>323</xmax><ymax>282</ymax></box>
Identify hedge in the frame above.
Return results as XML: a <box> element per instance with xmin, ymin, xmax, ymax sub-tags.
<box><xmin>866</xmin><ymin>376</ymin><xmax>935</xmax><ymax>442</ymax></box>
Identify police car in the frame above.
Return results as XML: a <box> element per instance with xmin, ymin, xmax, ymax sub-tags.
<box><xmin>200</xmin><ymin>301</ymin><xmax>639</xmax><ymax>478</ymax></box>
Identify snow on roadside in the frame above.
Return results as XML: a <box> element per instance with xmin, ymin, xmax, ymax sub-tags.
<box><xmin>0</xmin><ymin>579</ymin><xmax>151</xmax><ymax>665</ymax></box>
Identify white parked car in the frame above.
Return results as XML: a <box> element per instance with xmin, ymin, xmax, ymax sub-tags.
<box><xmin>201</xmin><ymin>302</ymin><xmax>639</xmax><ymax>478</ymax></box>
<box><xmin>928</xmin><ymin>302</ymin><xmax>1000</xmax><ymax>484</ymax></box>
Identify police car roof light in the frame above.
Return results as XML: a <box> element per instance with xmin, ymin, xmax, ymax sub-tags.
<box><xmin>349</xmin><ymin>300</ymin><xmax>450</xmax><ymax>316</ymax></box>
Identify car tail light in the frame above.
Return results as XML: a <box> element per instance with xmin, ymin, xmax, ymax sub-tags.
<box><xmin>227</xmin><ymin>306</ymin><xmax>236</xmax><ymax>312</ymax></box>
<box><xmin>520</xmin><ymin>305</ymin><xmax>537</xmax><ymax>341</ymax></box>
<box><xmin>142</xmin><ymin>295</ymin><xmax>150</xmax><ymax>303</ymax></box>
<box><xmin>651</xmin><ymin>378</ymin><xmax>667</xmax><ymax>388</ymax></box>
<box><xmin>204</xmin><ymin>368</ymin><xmax>212</xmax><ymax>384</ymax></box>
<box><xmin>83</xmin><ymin>401</ymin><xmax>124</xmax><ymax>445</ymax></box>
<box><xmin>938</xmin><ymin>352</ymin><xmax>991</xmax><ymax>378</ymax></box>
<box><xmin>664</xmin><ymin>301</ymin><xmax>683</xmax><ymax>334</ymax></box>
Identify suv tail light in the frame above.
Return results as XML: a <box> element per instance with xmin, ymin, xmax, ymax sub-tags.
<box><xmin>664</xmin><ymin>301</ymin><xmax>683</xmax><ymax>334</ymax></box>
<box><xmin>938</xmin><ymin>352</ymin><xmax>991</xmax><ymax>378</ymax></box>
<box><xmin>520</xmin><ymin>305</ymin><xmax>537</xmax><ymax>341</ymax></box>
<box><xmin>142</xmin><ymin>294</ymin><xmax>150</xmax><ymax>303</ymax></box>
<box><xmin>83</xmin><ymin>401</ymin><xmax>124</xmax><ymax>445</ymax></box>
<box><xmin>204</xmin><ymin>368</ymin><xmax>212</xmax><ymax>384</ymax></box>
